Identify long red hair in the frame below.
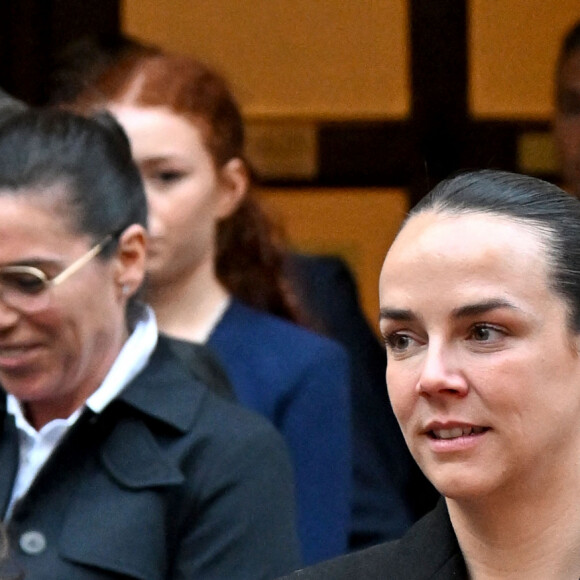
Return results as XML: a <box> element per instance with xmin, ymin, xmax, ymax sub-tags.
<box><xmin>71</xmin><ymin>50</ymin><xmax>302</xmax><ymax>322</ymax></box>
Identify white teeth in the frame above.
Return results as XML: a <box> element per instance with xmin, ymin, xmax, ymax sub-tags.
<box><xmin>0</xmin><ymin>347</ymin><xmax>27</xmax><ymax>355</ymax></box>
<box><xmin>436</xmin><ymin>427</ymin><xmax>464</xmax><ymax>439</ymax></box>
<box><xmin>432</xmin><ymin>426</ymin><xmax>485</xmax><ymax>439</ymax></box>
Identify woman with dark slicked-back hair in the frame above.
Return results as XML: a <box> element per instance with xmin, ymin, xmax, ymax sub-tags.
<box><xmin>0</xmin><ymin>106</ymin><xmax>300</xmax><ymax>579</ymax></box>
<box><xmin>283</xmin><ymin>169</ymin><xmax>580</xmax><ymax>579</ymax></box>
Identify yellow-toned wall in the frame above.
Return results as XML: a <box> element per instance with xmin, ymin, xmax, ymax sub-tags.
<box><xmin>124</xmin><ymin>1</ymin><xmax>580</xmax><ymax>122</ymax></box>
<box><xmin>258</xmin><ymin>188</ymin><xmax>409</xmax><ymax>331</ymax></box>
<box><xmin>122</xmin><ymin>0</ymin><xmax>409</xmax><ymax>120</ymax></box>
<box><xmin>122</xmin><ymin>1</ymin><xmax>410</xmax><ymax>327</ymax></box>
<box><xmin>121</xmin><ymin>1</ymin><xmax>580</xmax><ymax>324</ymax></box>
<box><xmin>469</xmin><ymin>1</ymin><xmax>579</xmax><ymax>119</ymax></box>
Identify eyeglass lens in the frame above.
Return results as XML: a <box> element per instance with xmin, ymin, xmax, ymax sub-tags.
<box><xmin>0</xmin><ymin>269</ymin><xmax>50</xmax><ymax>312</ymax></box>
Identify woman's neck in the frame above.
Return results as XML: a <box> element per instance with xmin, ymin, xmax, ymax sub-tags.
<box><xmin>447</xmin><ymin>465</ymin><xmax>580</xmax><ymax>580</ymax></box>
<box><xmin>146</xmin><ymin>263</ymin><xmax>230</xmax><ymax>343</ymax></box>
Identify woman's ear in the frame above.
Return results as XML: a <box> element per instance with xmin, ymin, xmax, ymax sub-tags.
<box><xmin>216</xmin><ymin>157</ymin><xmax>249</xmax><ymax>220</ymax></box>
<box><xmin>114</xmin><ymin>224</ymin><xmax>147</xmax><ymax>298</ymax></box>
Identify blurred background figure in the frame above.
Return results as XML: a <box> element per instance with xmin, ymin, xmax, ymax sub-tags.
<box><xmin>62</xmin><ymin>47</ymin><xmax>353</xmax><ymax>565</ymax></box>
<box><xmin>554</xmin><ymin>19</ymin><xmax>580</xmax><ymax>197</ymax></box>
<box><xmin>51</xmin><ymin>35</ymin><xmax>439</xmax><ymax>557</ymax></box>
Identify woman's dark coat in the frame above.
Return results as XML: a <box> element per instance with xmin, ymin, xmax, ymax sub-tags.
<box><xmin>0</xmin><ymin>338</ymin><xmax>300</xmax><ymax>579</ymax></box>
<box><xmin>283</xmin><ymin>500</ymin><xmax>467</xmax><ymax>580</ymax></box>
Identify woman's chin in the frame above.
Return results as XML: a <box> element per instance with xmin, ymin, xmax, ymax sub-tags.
<box><xmin>423</xmin><ymin>466</ymin><xmax>500</xmax><ymax>502</ymax></box>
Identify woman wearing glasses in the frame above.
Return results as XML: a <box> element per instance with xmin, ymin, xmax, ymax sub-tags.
<box><xmin>0</xmin><ymin>108</ymin><xmax>300</xmax><ymax>579</ymax></box>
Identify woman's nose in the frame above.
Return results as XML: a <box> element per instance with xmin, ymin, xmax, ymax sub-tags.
<box><xmin>143</xmin><ymin>189</ymin><xmax>164</xmax><ymax>238</ymax></box>
<box><xmin>0</xmin><ymin>297</ymin><xmax>20</xmax><ymax>329</ymax></box>
<box><xmin>147</xmin><ymin>210</ymin><xmax>164</xmax><ymax>238</ymax></box>
<box><xmin>416</xmin><ymin>342</ymin><xmax>468</xmax><ymax>397</ymax></box>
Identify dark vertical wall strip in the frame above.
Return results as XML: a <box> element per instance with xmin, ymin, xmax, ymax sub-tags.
<box><xmin>409</xmin><ymin>0</ymin><xmax>468</xmax><ymax>203</ymax></box>
<box><xmin>0</xmin><ymin>0</ymin><xmax>120</xmax><ymax>105</ymax></box>
<box><xmin>0</xmin><ymin>0</ymin><xmax>50</xmax><ymax>104</ymax></box>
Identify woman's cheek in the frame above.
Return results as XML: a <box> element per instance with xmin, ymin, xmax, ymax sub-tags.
<box><xmin>387</xmin><ymin>367</ymin><xmax>416</xmax><ymax>423</ymax></box>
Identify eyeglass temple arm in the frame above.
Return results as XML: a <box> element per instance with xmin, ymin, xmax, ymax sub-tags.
<box><xmin>50</xmin><ymin>235</ymin><xmax>113</xmax><ymax>286</ymax></box>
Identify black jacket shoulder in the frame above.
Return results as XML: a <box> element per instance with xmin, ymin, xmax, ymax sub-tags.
<box><xmin>281</xmin><ymin>500</ymin><xmax>467</xmax><ymax>580</ymax></box>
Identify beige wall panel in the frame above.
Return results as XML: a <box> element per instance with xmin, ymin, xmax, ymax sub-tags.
<box><xmin>470</xmin><ymin>1</ymin><xmax>579</xmax><ymax>119</ymax></box>
<box><xmin>258</xmin><ymin>188</ymin><xmax>409</xmax><ymax>332</ymax></box>
<box><xmin>122</xmin><ymin>0</ymin><xmax>409</xmax><ymax>120</ymax></box>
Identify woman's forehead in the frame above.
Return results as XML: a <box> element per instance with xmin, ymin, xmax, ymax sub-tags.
<box><xmin>0</xmin><ymin>187</ymin><xmax>78</xmax><ymax>233</ymax></box>
<box><xmin>393</xmin><ymin>210</ymin><xmax>544</xmax><ymax>255</ymax></box>
<box><xmin>378</xmin><ymin>210</ymin><xmax>564</xmax><ymax>325</ymax></box>
<box><xmin>381</xmin><ymin>210</ymin><xmax>548</xmax><ymax>287</ymax></box>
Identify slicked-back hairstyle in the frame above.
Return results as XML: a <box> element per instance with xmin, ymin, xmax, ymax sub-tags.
<box><xmin>0</xmin><ymin>108</ymin><xmax>148</xmax><ymax>325</ymax></box>
<box><xmin>0</xmin><ymin>108</ymin><xmax>146</xmax><ymax>237</ymax></box>
<box><xmin>407</xmin><ymin>169</ymin><xmax>580</xmax><ymax>331</ymax></box>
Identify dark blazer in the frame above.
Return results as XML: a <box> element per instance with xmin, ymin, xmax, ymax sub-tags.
<box><xmin>281</xmin><ymin>500</ymin><xmax>467</xmax><ymax>579</ymax></box>
<box><xmin>285</xmin><ymin>253</ymin><xmax>439</xmax><ymax>549</ymax></box>
<box><xmin>208</xmin><ymin>299</ymin><xmax>351</xmax><ymax>566</ymax></box>
<box><xmin>165</xmin><ymin>335</ymin><xmax>235</xmax><ymax>401</ymax></box>
<box><xmin>0</xmin><ymin>338</ymin><xmax>300</xmax><ymax>579</ymax></box>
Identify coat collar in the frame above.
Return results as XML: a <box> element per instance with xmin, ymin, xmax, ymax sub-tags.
<box><xmin>0</xmin><ymin>337</ymin><xmax>209</xmax><ymax>518</ymax></box>
<box><xmin>115</xmin><ymin>336</ymin><xmax>206</xmax><ymax>434</ymax></box>
<box><xmin>0</xmin><ymin>336</ymin><xmax>204</xmax><ymax>435</ymax></box>
<box><xmin>391</xmin><ymin>498</ymin><xmax>467</xmax><ymax>579</ymax></box>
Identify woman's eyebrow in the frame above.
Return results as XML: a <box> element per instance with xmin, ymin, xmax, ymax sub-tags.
<box><xmin>379</xmin><ymin>308</ymin><xmax>416</xmax><ymax>322</ymax></box>
<box><xmin>451</xmin><ymin>298</ymin><xmax>520</xmax><ymax>319</ymax></box>
<box><xmin>0</xmin><ymin>257</ymin><xmax>59</xmax><ymax>268</ymax></box>
<box><xmin>379</xmin><ymin>299</ymin><xmax>520</xmax><ymax>324</ymax></box>
<box><xmin>139</xmin><ymin>156</ymin><xmax>172</xmax><ymax>167</ymax></box>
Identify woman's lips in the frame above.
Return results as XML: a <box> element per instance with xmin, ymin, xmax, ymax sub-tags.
<box><xmin>422</xmin><ymin>422</ymin><xmax>491</xmax><ymax>452</ymax></box>
<box><xmin>430</xmin><ymin>425</ymin><xmax>488</xmax><ymax>439</ymax></box>
<box><xmin>0</xmin><ymin>344</ymin><xmax>43</xmax><ymax>370</ymax></box>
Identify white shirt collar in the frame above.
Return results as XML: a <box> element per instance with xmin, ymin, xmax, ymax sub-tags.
<box><xmin>86</xmin><ymin>306</ymin><xmax>158</xmax><ymax>413</ymax></box>
<box><xmin>6</xmin><ymin>306</ymin><xmax>159</xmax><ymax>428</ymax></box>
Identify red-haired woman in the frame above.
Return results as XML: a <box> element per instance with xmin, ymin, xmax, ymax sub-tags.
<box><xmin>71</xmin><ymin>50</ymin><xmax>352</xmax><ymax>565</ymax></box>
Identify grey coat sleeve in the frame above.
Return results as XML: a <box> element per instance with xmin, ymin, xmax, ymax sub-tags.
<box><xmin>171</xmin><ymin>403</ymin><xmax>302</xmax><ymax>580</ymax></box>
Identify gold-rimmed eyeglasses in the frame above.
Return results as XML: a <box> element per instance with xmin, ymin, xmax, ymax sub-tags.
<box><xmin>0</xmin><ymin>234</ymin><xmax>113</xmax><ymax>313</ymax></box>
